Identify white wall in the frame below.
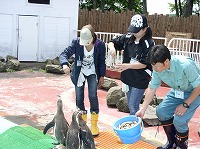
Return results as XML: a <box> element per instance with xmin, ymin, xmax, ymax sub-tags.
<box><xmin>0</xmin><ymin>0</ymin><xmax>79</xmax><ymax>61</ymax></box>
<box><xmin>0</xmin><ymin>14</ymin><xmax>13</xmax><ymax>58</ymax></box>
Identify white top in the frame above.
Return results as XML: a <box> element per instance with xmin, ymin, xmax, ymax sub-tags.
<box><xmin>81</xmin><ymin>46</ymin><xmax>95</xmax><ymax>76</ymax></box>
<box><xmin>77</xmin><ymin>46</ymin><xmax>96</xmax><ymax>87</ymax></box>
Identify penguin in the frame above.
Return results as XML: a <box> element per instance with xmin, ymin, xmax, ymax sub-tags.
<box><xmin>43</xmin><ymin>96</ymin><xmax>69</xmax><ymax>146</ymax></box>
<box><xmin>78</xmin><ymin>111</ymin><xmax>95</xmax><ymax>149</ymax></box>
<box><xmin>66</xmin><ymin>110</ymin><xmax>96</xmax><ymax>149</ymax></box>
<box><xmin>65</xmin><ymin>110</ymin><xmax>82</xmax><ymax>149</ymax></box>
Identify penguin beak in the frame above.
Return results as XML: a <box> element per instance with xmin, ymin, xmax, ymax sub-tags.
<box><xmin>76</xmin><ymin>109</ymin><xmax>85</xmax><ymax>115</ymax></box>
<box><xmin>78</xmin><ymin>110</ymin><xmax>83</xmax><ymax>116</ymax></box>
<box><xmin>76</xmin><ymin>110</ymin><xmax>83</xmax><ymax>118</ymax></box>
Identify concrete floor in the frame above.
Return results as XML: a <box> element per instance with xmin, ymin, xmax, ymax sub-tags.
<box><xmin>0</xmin><ymin>69</ymin><xmax>199</xmax><ymax>148</ymax></box>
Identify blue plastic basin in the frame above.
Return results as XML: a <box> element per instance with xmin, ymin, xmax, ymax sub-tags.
<box><xmin>113</xmin><ymin>115</ymin><xmax>143</xmax><ymax>144</ymax></box>
<box><xmin>119</xmin><ymin>129</ymin><xmax>142</xmax><ymax>144</ymax></box>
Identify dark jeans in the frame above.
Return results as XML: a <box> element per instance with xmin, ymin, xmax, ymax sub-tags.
<box><xmin>75</xmin><ymin>74</ymin><xmax>99</xmax><ymax>114</ymax></box>
<box><xmin>126</xmin><ymin>86</ymin><xmax>145</xmax><ymax>115</ymax></box>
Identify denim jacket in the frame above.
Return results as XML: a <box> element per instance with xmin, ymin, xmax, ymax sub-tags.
<box><xmin>59</xmin><ymin>38</ymin><xmax>106</xmax><ymax>86</ymax></box>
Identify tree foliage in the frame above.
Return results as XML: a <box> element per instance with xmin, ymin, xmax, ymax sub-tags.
<box><xmin>169</xmin><ymin>0</ymin><xmax>200</xmax><ymax>17</ymax></box>
<box><xmin>79</xmin><ymin>0</ymin><xmax>199</xmax><ymax>17</ymax></box>
<box><xmin>79</xmin><ymin>0</ymin><xmax>143</xmax><ymax>13</ymax></box>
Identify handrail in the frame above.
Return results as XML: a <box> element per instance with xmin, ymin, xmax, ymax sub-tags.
<box><xmin>76</xmin><ymin>30</ymin><xmax>200</xmax><ymax>68</ymax></box>
<box><xmin>167</xmin><ymin>38</ymin><xmax>200</xmax><ymax>67</ymax></box>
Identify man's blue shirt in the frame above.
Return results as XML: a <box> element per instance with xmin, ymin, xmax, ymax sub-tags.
<box><xmin>150</xmin><ymin>55</ymin><xmax>200</xmax><ymax>91</ymax></box>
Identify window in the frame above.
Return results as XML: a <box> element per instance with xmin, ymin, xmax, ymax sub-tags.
<box><xmin>28</xmin><ymin>0</ymin><xmax>50</xmax><ymax>5</ymax></box>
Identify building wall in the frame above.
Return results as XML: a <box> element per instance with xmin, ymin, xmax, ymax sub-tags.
<box><xmin>0</xmin><ymin>0</ymin><xmax>79</xmax><ymax>61</ymax></box>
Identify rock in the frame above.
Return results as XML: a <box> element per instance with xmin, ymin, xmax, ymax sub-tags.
<box><xmin>143</xmin><ymin>118</ymin><xmax>161</xmax><ymax>126</ymax></box>
<box><xmin>6</xmin><ymin>59</ymin><xmax>20</xmax><ymax>70</ymax></box>
<box><xmin>6</xmin><ymin>55</ymin><xmax>17</xmax><ymax>61</ymax></box>
<box><xmin>142</xmin><ymin>105</ymin><xmax>161</xmax><ymax>126</ymax></box>
<box><xmin>106</xmin><ymin>86</ymin><xmax>125</xmax><ymax>106</ymax></box>
<box><xmin>0</xmin><ymin>56</ymin><xmax>5</xmax><ymax>62</ymax></box>
<box><xmin>51</xmin><ymin>56</ymin><xmax>60</xmax><ymax>65</ymax></box>
<box><xmin>45</xmin><ymin>59</ymin><xmax>53</xmax><ymax>65</ymax></box>
<box><xmin>0</xmin><ymin>61</ymin><xmax>6</xmax><ymax>72</ymax></box>
<box><xmin>100</xmin><ymin>78</ymin><xmax>118</xmax><ymax>91</ymax></box>
<box><xmin>140</xmin><ymin>94</ymin><xmax>163</xmax><ymax>126</ymax></box>
<box><xmin>45</xmin><ymin>57</ymin><xmax>60</xmax><ymax>65</ymax></box>
<box><xmin>45</xmin><ymin>64</ymin><xmax>64</xmax><ymax>74</ymax></box>
<box><xmin>44</xmin><ymin>56</ymin><xmax>74</xmax><ymax>75</ymax></box>
<box><xmin>116</xmin><ymin>96</ymin><xmax>129</xmax><ymax>113</ymax></box>
<box><xmin>150</xmin><ymin>95</ymin><xmax>163</xmax><ymax>106</ymax></box>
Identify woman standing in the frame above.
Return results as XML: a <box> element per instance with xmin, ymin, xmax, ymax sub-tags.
<box><xmin>59</xmin><ymin>24</ymin><xmax>106</xmax><ymax>136</ymax></box>
<box><xmin>108</xmin><ymin>14</ymin><xmax>155</xmax><ymax>115</ymax></box>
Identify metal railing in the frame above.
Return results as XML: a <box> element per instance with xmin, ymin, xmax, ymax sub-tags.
<box><xmin>77</xmin><ymin>30</ymin><xmax>200</xmax><ymax>68</ymax></box>
<box><xmin>167</xmin><ymin>38</ymin><xmax>200</xmax><ymax>67</ymax></box>
<box><xmin>94</xmin><ymin>32</ymin><xmax>168</xmax><ymax>66</ymax></box>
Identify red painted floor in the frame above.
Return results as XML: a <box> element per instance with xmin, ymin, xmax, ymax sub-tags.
<box><xmin>0</xmin><ymin>71</ymin><xmax>199</xmax><ymax>148</ymax></box>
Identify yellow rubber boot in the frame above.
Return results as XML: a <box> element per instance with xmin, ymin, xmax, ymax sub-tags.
<box><xmin>82</xmin><ymin>113</ymin><xmax>87</xmax><ymax>123</ymax></box>
<box><xmin>91</xmin><ymin>112</ymin><xmax>99</xmax><ymax>136</ymax></box>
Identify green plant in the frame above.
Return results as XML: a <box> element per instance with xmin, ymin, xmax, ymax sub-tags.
<box><xmin>6</xmin><ymin>68</ymin><xmax>16</xmax><ymax>72</ymax></box>
<box><xmin>26</xmin><ymin>69</ymin><xmax>34</xmax><ymax>72</ymax></box>
<box><xmin>39</xmin><ymin>68</ymin><xmax>46</xmax><ymax>73</ymax></box>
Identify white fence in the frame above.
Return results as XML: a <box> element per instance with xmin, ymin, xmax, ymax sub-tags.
<box><xmin>77</xmin><ymin>31</ymin><xmax>200</xmax><ymax>68</ymax></box>
<box><xmin>96</xmin><ymin>32</ymin><xmax>200</xmax><ymax>68</ymax></box>
<box><xmin>96</xmin><ymin>32</ymin><xmax>169</xmax><ymax>67</ymax></box>
<box><xmin>95</xmin><ymin>32</ymin><xmax>122</xmax><ymax>67</ymax></box>
<box><xmin>168</xmin><ymin>38</ymin><xmax>200</xmax><ymax>67</ymax></box>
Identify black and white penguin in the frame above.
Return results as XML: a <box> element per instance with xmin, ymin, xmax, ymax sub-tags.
<box><xmin>79</xmin><ymin>111</ymin><xmax>95</xmax><ymax>149</ymax></box>
<box><xmin>65</xmin><ymin>110</ymin><xmax>82</xmax><ymax>149</ymax></box>
<box><xmin>43</xmin><ymin>96</ymin><xmax>69</xmax><ymax>146</ymax></box>
<box><xmin>66</xmin><ymin>110</ymin><xmax>96</xmax><ymax>149</ymax></box>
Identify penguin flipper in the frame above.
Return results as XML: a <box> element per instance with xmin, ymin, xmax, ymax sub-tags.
<box><xmin>43</xmin><ymin>121</ymin><xmax>55</xmax><ymax>134</ymax></box>
<box><xmin>80</xmin><ymin>129</ymin><xmax>96</xmax><ymax>149</ymax></box>
<box><xmin>80</xmin><ymin>129</ymin><xmax>90</xmax><ymax>146</ymax></box>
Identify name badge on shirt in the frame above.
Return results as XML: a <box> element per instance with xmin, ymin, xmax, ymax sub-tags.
<box><xmin>77</xmin><ymin>60</ymin><xmax>82</xmax><ymax>66</ymax></box>
<box><xmin>175</xmin><ymin>89</ymin><xmax>184</xmax><ymax>99</ymax></box>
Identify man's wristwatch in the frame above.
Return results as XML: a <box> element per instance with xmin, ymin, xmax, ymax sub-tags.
<box><xmin>182</xmin><ymin>102</ymin><xmax>189</xmax><ymax>108</ymax></box>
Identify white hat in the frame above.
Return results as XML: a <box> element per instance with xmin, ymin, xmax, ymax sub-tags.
<box><xmin>80</xmin><ymin>28</ymin><xmax>93</xmax><ymax>46</ymax></box>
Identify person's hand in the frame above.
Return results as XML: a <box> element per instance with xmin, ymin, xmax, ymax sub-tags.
<box><xmin>175</xmin><ymin>104</ymin><xmax>188</xmax><ymax>116</ymax></box>
<box><xmin>114</xmin><ymin>63</ymin><xmax>130</xmax><ymax>71</ymax></box>
<box><xmin>135</xmin><ymin>108</ymin><xmax>146</xmax><ymax>119</ymax></box>
<box><xmin>62</xmin><ymin>65</ymin><xmax>70</xmax><ymax>74</ymax></box>
<box><xmin>98</xmin><ymin>77</ymin><xmax>104</xmax><ymax>88</ymax></box>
